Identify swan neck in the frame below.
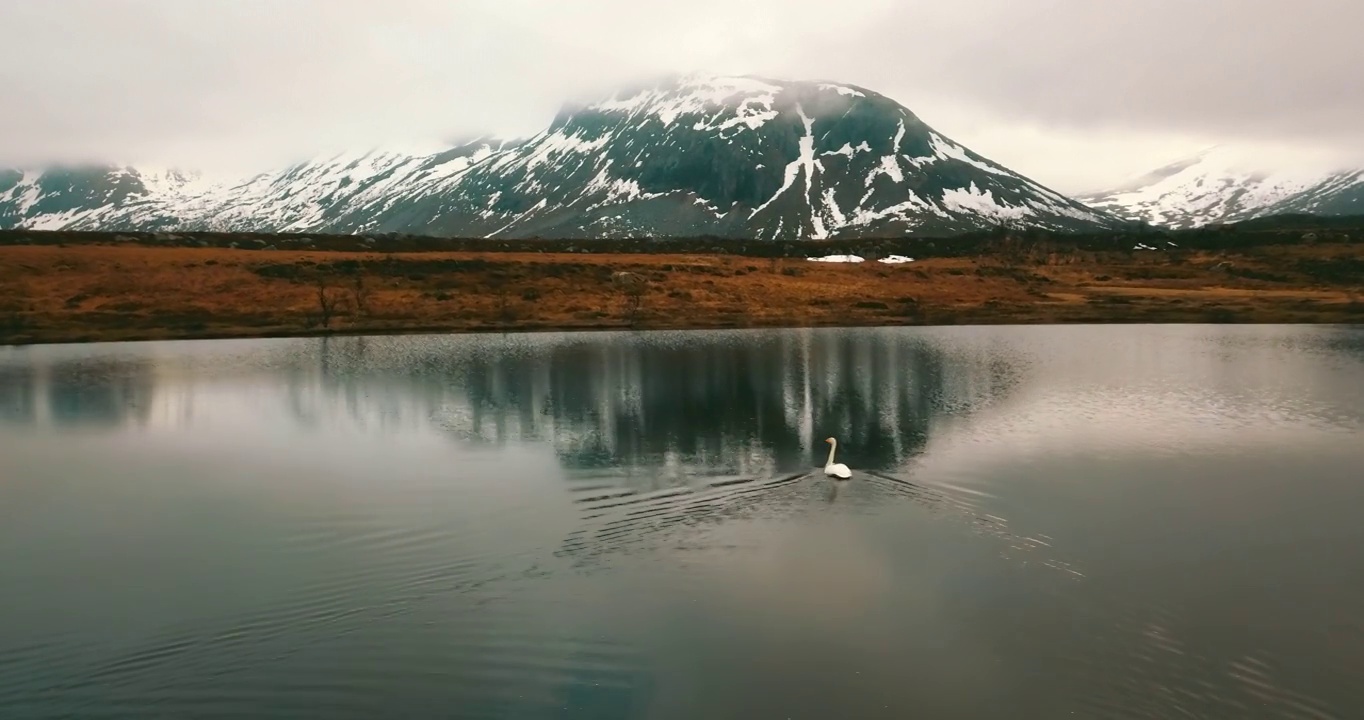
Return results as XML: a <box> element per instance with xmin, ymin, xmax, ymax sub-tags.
<box><xmin>825</xmin><ymin>439</ymin><xmax>837</xmax><ymax>466</ymax></box>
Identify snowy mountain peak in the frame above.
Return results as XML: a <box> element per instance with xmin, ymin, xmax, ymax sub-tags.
<box><xmin>583</xmin><ymin>74</ymin><xmax>899</xmax><ymax>136</ymax></box>
<box><xmin>3</xmin><ymin>75</ymin><xmax>1124</xmax><ymax>239</ymax></box>
<box><xmin>1083</xmin><ymin>146</ymin><xmax>1364</xmax><ymax>228</ymax></box>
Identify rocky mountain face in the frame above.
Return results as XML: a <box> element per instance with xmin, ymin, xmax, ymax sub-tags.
<box><xmin>1080</xmin><ymin>147</ymin><xmax>1364</xmax><ymax>229</ymax></box>
<box><xmin>2</xmin><ymin>75</ymin><xmax>1125</xmax><ymax>239</ymax></box>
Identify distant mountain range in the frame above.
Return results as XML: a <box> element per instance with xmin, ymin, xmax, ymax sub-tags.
<box><xmin>1080</xmin><ymin>146</ymin><xmax>1364</xmax><ymax>230</ymax></box>
<box><xmin>1</xmin><ymin>76</ymin><xmax>1360</xmax><ymax>239</ymax></box>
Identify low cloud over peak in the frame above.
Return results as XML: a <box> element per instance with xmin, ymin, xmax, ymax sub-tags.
<box><xmin>2</xmin><ymin>0</ymin><xmax>1359</xmax><ymax>191</ymax></box>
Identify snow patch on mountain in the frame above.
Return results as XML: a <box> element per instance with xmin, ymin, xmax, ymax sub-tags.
<box><xmin>823</xmin><ymin>142</ymin><xmax>871</xmax><ymax>158</ymax></box>
<box><xmin>752</xmin><ymin>104</ymin><xmax>819</xmax><ymax>220</ymax></box>
<box><xmin>485</xmin><ymin>198</ymin><xmax>548</xmax><ymax>238</ymax></box>
<box><xmin>7</xmin><ymin>172</ymin><xmax>42</xmax><ymax>216</ymax></box>
<box><xmin>871</xmin><ymin>155</ymin><xmax>904</xmax><ymax>185</ymax></box>
<box><xmin>583</xmin><ymin>162</ymin><xmax>664</xmax><ymax>211</ymax></box>
<box><xmin>795</xmin><ymin>106</ymin><xmax>827</xmax><ymax>239</ymax></box>
<box><xmin>929</xmin><ymin>136</ymin><xmax>1013</xmax><ymax>178</ymax></box>
<box><xmin>849</xmin><ymin>193</ymin><xmax>943</xmax><ymax>228</ymax></box>
<box><xmin>941</xmin><ymin>184</ymin><xmax>1031</xmax><ymax>222</ymax></box>
<box><xmin>521</xmin><ymin>130</ymin><xmax>611</xmax><ymax>172</ymax></box>
<box><xmin>819</xmin><ymin>83</ymin><xmax>866</xmax><ymax>98</ymax></box>
<box><xmin>597</xmin><ymin>74</ymin><xmax>783</xmax><ymax>131</ymax></box>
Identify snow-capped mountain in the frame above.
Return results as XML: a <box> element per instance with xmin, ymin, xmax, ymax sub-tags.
<box><xmin>1081</xmin><ymin>146</ymin><xmax>1364</xmax><ymax>229</ymax></box>
<box><xmin>2</xmin><ymin>74</ymin><xmax>1123</xmax><ymax>239</ymax></box>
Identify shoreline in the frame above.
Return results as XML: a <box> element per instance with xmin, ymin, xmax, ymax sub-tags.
<box><xmin>2</xmin><ymin>241</ymin><xmax>1362</xmax><ymax>346</ymax></box>
<box><xmin>6</xmin><ymin>312</ymin><xmax>1364</xmax><ymax>350</ymax></box>
<box><xmin>2</xmin><ymin>305</ymin><xmax>1364</xmax><ymax>347</ymax></box>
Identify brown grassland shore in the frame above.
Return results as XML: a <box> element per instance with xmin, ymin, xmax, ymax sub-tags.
<box><xmin>1</xmin><ymin>224</ymin><xmax>1362</xmax><ymax>345</ymax></box>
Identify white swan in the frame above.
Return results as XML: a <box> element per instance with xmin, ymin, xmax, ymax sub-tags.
<box><xmin>823</xmin><ymin>437</ymin><xmax>852</xmax><ymax>479</ymax></box>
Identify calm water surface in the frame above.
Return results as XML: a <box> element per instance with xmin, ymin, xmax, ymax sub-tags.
<box><xmin>2</xmin><ymin>325</ymin><xmax>1363</xmax><ymax>719</ymax></box>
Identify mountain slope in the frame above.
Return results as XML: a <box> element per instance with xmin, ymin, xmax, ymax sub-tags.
<box><xmin>2</xmin><ymin>74</ymin><xmax>1123</xmax><ymax>239</ymax></box>
<box><xmin>1080</xmin><ymin>147</ymin><xmax>1364</xmax><ymax>229</ymax></box>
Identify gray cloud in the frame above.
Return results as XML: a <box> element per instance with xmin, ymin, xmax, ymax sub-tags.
<box><xmin>1</xmin><ymin>0</ymin><xmax>1359</xmax><ymax>191</ymax></box>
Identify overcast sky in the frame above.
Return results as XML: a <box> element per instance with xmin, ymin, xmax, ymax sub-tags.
<box><xmin>2</xmin><ymin>0</ymin><xmax>1359</xmax><ymax>193</ymax></box>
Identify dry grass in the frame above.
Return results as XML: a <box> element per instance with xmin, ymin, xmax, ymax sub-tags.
<box><xmin>1</xmin><ymin>243</ymin><xmax>1361</xmax><ymax>345</ymax></box>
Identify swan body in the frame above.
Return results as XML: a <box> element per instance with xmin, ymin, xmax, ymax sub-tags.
<box><xmin>823</xmin><ymin>437</ymin><xmax>852</xmax><ymax>479</ymax></box>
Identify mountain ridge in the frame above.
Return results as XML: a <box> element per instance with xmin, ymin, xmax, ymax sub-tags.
<box><xmin>1</xmin><ymin>74</ymin><xmax>1124</xmax><ymax>240</ymax></box>
<box><xmin>1081</xmin><ymin>146</ymin><xmax>1364</xmax><ymax>229</ymax></box>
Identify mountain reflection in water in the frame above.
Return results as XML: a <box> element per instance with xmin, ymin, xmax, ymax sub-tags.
<box><xmin>1</xmin><ymin>328</ymin><xmax>1025</xmax><ymax>482</ymax></box>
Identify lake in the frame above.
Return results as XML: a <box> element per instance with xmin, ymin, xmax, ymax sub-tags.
<box><xmin>2</xmin><ymin>324</ymin><xmax>1362</xmax><ymax>719</ymax></box>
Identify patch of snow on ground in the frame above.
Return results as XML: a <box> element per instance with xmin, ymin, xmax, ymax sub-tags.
<box><xmin>807</xmin><ymin>254</ymin><xmax>864</xmax><ymax>263</ymax></box>
<box><xmin>878</xmin><ymin>255</ymin><xmax>914</xmax><ymax>264</ymax></box>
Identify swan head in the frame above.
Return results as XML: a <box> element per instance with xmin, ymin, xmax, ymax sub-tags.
<box><xmin>825</xmin><ymin>437</ymin><xmax>836</xmax><ymax>444</ymax></box>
